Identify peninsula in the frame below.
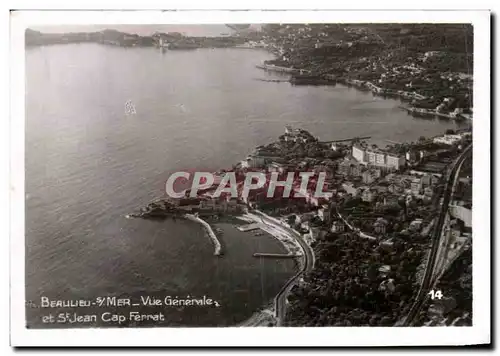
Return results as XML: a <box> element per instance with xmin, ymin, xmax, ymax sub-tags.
<box><xmin>25</xmin><ymin>28</ymin><xmax>249</xmax><ymax>49</ymax></box>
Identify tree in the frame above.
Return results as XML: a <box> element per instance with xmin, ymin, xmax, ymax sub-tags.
<box><xmin>287</xmin><ymin>214</ymin><xmax>297</xmax><ymax>226</ymax></box>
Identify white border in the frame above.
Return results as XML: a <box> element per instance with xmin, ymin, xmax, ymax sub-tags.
<box><xmin>10</xmin><ymin>10</ymin><xmax>491</xmax><ymax>347</ymax></box>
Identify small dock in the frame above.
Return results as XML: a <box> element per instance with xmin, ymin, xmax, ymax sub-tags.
<box><xmin>321</xmin><ymin>136</ymin><xmax>371</xmax><ymax>144</ymax></box>
<box><xmin>253</xmin><ymin>253</ymin><xmax>300</xmax><ymax>258</ymax></box>
<box><xmin>237</xmin><ymin>223</ymin><xmax>261</xmax><ymax>232</ymax></box>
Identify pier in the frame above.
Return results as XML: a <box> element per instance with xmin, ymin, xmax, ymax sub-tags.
<box><xmin>321</xmin><ymin>136</ymin><xmax>371</xmax><ymax>144</ymax></box>
<box><xmin>185</xmin><ymin>214</ymin><xmax>222</xmax><ymax>256</ymax></box>
<box><xmin>253</xmin><ymin>253</ymin><xmax>301</xmax><ymax>258</ymax></box>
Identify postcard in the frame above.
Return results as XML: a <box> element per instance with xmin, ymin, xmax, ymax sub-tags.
<box><xmin>9</xmin><ymin>9</ymin><xmax>491</xmax><ymax>347</ymax></box>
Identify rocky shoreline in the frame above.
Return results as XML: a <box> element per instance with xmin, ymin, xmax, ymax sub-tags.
<box><xmin>256</xmin><ymin>61</ymin><xmax>472</xmax><ymax>121</ymax></box>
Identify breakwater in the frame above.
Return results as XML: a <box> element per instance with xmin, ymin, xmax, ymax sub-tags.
<box><xmin>185</xmin><ymin>214</ymin><xmax>222</xmax><ymax>256</ymax></box>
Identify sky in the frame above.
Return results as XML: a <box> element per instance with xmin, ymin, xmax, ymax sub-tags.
<box><xmin>31</xmin><ymin>25</ymin><xmax>261</xmax><ymax>37</ymax></box>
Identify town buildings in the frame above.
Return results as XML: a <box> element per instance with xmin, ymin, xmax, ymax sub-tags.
<box><xmin>410</xmin><ymin>177</ymin><xmax>423</xmax><ymax>195</ymax></box>
<box><xmin>339</xmin><ymin>158</ymin><xmax>362</xmax><ymax>177</ymax></box>
<box><xmin>362</xmin><ymin>167</ymin><xmax>382</xmax><ymax>184</ymax></box>
<box><xmin>362</xmin><ymin>188</ymin><xmax>378</xmax><ymax>203</ymax></box>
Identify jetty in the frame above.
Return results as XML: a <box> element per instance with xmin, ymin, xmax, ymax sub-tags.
<box><xmin>253</xmin><ymin>253</ymin><xmax>301</xmax><ymax>258</ymax></box>
<box><xmin>185</xmin><ymin>214</ymin><xmax>222</xmax><ymax>256</ymax></box>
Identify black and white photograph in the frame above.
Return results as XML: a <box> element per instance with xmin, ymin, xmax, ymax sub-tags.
<box><xmin>9</xmin><ymin>9</ymin><xmax>491</xmax><ymax>347</ymax></box>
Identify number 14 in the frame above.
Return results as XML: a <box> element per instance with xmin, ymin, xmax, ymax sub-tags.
<box><xmin>428</xmin><ymin>289</ymin><xmax>443</xmax><ymax>300</ymax></box>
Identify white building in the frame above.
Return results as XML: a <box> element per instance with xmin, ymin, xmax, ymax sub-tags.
<box><xmin>268</xmin><ymin>162</ymin><xmax>285</xmax><ymax>173</ymax></box>
<box><xmin>352</xmin><ymin>145</ymin><xmax>405</xmax><ymax>170</ymax></box>
<box><xmin>386</xmin><ymin>153</ymin><xmax>406</xmax><ymax>170</ymax></box>
<box><xmin>352</xmin><ymin>145</ymin><xmax>366</xmax><ymax>162</ymax></box>
<box><xmin>365</xmin><ymin>150</ymin><xmax>385</xmax><ymax>166</ymax></box>
<box><xmin>433</xmin><ymin>134</ymin><xmax>463</xmax><ymax>145</ymax></box>
<box><xmin>243</xmin><ymin>155</ymin><xmax>266</xmax><ymax>168</ymax></box>
<box><xmin>449</xmin><ymin>204</ymin><xmax>472</xmax><ymax>228</ymax></box>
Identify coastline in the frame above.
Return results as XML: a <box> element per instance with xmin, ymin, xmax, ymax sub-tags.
<box><xmin>256</xmin><ymin>62</ymin><xmax>472</xmax><ymax>122</ymax></box>
<box><xmin>254</xmin><ymin>210</ymin><xmax>316</xmax><ymax>326</ymax></box>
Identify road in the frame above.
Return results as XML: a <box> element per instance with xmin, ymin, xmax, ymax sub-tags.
<box><xmin>335</xmin><ymin>208</ymin><xmax>377</xmax><ymax>240</ymax></box>
<box><xmin>253</xmin><ymin>211</ymin><xmax>315</xmax><ymax>326</ymax></box>
<box><xmin>403</xmin><ymin>144</ymin><xmax>472</xmax><ymax>326</ymax></box>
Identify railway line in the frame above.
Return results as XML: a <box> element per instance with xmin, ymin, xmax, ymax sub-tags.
<box><xmin>402</xmin><ymin>144</ymin><xmax>472</xmax><ymax>326</ymax></box>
